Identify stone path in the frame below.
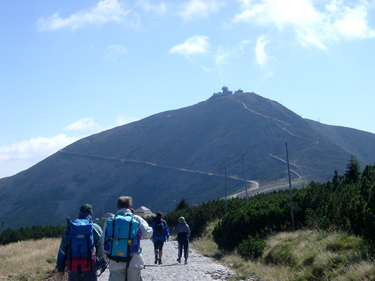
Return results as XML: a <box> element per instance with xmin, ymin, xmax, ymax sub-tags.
<box><xmin>98</xmin><ymin>239</ymin><xmax>236</xmax><ymax>280</ymax></box>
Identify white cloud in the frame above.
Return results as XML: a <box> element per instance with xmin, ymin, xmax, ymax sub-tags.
<box><xmin>106</xmin><ymin>44</ymin><xmax>128</xmax><ymax>60</ymax></box>
<box><xmin>178</xmin><ymin>0</ymin><xmax>224</xmax><ymax>21</ymax></box>
<box><xmin>330</xmin><ymin>2</ymin><xmax>375</xmax><ymax>40</ymax></box>
<box><xmin>170</xmin><ymin>35</ymin><xmax>210</xmax><ymax>57</ymax></box>
<box><xmin>0</xmin><ymin>116</ymin><xmax>143</xmax><ymax>178</ymax></box>
<box><xmin>64</xmin><ymin>118</ymin><xmax>101</xmax><ymax>131</ymax></box>
<box><xmin>0</xmin><ymin>134</ymin><xmax>78</xmax><ymax>178</ymax></box>
<box><xmin>107</xmin><ymin>44</ymin><xmax>128</xmax><ymax>54</ymax></box>
<box><xmin>136</xmin><ymin>0</ymin><xmax>167</xmax><ymax>14</ymax></box>
<box><xmin>255</xmin><ymin>35</ymin><xmax>271</xmax><ymax>67</ymax></box>
<box><xmin>37</xmin><ymin>0</ymin><xmax>135</xmax><ymax>31</ymax></box>
<box><xmin>232</xmin><ymin>0</ymin><xmax>375</xmax><ymax>49</ymax></box>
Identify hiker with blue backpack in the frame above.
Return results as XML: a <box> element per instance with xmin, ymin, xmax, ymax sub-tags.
<box><xmin>150</xmin><ymin>212</ymin><xmax>170</xmax><ymax>265</ymax></box>
<box><xmin>172</xmin><ymin>216</ymin><xmax>191</xmax><ymax>264</ymax></box>
<box><xmin>102</xmin><ymin>196</ymin><xmax>153</xmax><ymax>281</ymax></box>
<box><xmin>56</xmin><ymin>204</ymin><xmax>106</xmax><ymax>281</ymax></box>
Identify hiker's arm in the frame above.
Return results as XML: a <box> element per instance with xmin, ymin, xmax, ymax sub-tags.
<box><xmin>135</xmin><ymin>215</ymin><xmax>153</xmax><ymax>239</ymax></box>
<box><xmin>164</xmin><ymin>221</ymin><xmax>170</xmax><ymax>240</ymax></box>
<box><xmin>93</xmin><ymin>223</ymin><xmax>104</xmax><ymax>262</ymax></box>
<box><xmin>172</xmin><ymin>225</ymin><xmax>178</xmax><ymax>234</ymax></box>
<box><xmin>56</xmin><ymin>229</ymin><xmax>69</xmax><ymax>273</ymax></box>
<box><xmin>101</xmin><ymin>220</ymin><xmax>110</xmax><ymax>263</ymax></box>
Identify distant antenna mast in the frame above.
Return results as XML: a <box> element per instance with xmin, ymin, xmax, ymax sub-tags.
<box><xmin>242</xmin><ymin>153</ymin><xmax>249</xmax><ymax>203</ymax></box>
<box><xmin>225</xmin><ymin>167</ymin><xmax>227</xmax><ymax>214</ymax></box>
<box><xmin>286</xmin><ymin>142</ymin><xmax>296</xmax><ymax>231</ymax></box>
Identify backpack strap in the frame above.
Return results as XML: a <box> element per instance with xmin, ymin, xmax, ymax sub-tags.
<box><xmin>109</xmin><ymin>214</ymin><xmax>117</xmax><ymax>257</ymax></box>
<box><xmin>125</xmin><ymin>214</ymin><xmax>134</xmax><ymax>281</ymax></box>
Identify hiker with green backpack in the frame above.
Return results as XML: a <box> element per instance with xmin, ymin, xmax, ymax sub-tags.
<box><xmin>56</xmin><ymin>204</ymin><xmax>106</xmax><ymax>281</ymax></box>
<box><xmin>102</xmin><ymin>196</ymin><xmax>153</xmax><ymax>281</ymax></box>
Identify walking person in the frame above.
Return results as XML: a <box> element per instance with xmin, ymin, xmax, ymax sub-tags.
<box><xmin>102</xmin><ymin>196</ymin><xmax>153</xmax><ymax>281</ymax></box>
<box><xmin>56</xmin><ymin>204</ymin><xmax>106</xmax><ymax>281</ymax></box>
<box><xmin>150</xmin><ymin>212</ymin><xmax>170</xmax><ymax>265</ymax></box>
<box><xmin>172</xmin><ymin>216</ymin><xmax>191</xmax><ymax>264</ymax></box>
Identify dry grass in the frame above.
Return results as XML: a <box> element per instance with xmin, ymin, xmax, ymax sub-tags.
<box><xmin>191</xmin><ymin>220</ymin><xmax>223</xmax><ymax>259</ymax></box>
<box><xmin>0</xmin><ymin>238</ymin><xmax>63</xmax><ymax>281</ymax></box>
<box><xmin>192</xmin><ymin>223</ymin><xmax>375</xmax><ymax>281</ymax></box>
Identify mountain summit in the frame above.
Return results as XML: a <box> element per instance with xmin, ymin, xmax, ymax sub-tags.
<box><xmin>1</xmin><ymin>90</ymin><xmax>375</xmax><ymax>229</ymax></box>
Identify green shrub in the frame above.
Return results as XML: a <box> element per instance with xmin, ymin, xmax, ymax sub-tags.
<box><xmin>238</xmin><ymin>234</ymin><xmax>266</xmax><ymax>260</ymax></box>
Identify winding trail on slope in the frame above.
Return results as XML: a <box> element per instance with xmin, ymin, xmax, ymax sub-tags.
<box><xmin>58</xmin><ymin>149</ymin><xmax>259</xmax><ymax>192</ymax></box>
<box><xmin>230</xmin><ymin>96</ymin><xmax>319</xmax><ymax>144</ymax></box>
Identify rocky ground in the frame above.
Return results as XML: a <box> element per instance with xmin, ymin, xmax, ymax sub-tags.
<box><xmin>99</xmin><ymin>239</ymin><xmax>237</xmax><ymax>281</ymax></box>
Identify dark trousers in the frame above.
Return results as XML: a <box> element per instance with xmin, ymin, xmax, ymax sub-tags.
<box><xmin>68</xmin><ymin>270</ymin><xmax>97</xmax><ymax>281</ymax></box>
<box><xmin>177</xmin><ymin>239</ymin><xmax>189</xmax><ymax>260</ymax></box>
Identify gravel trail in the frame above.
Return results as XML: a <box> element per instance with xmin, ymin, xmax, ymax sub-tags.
<box><xmin>98</xmin><ymin>239</ymin><xmax>236</xmax><ymax>281</ymax></box>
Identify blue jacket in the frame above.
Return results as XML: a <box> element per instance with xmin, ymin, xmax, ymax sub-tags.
<box><xmin>150</xmin><ymin>218</ymin><xmax>170</xmax><ymax>243</ymax></box>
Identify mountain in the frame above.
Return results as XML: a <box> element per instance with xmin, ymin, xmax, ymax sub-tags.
<box><xmin>1</xmin><ymin>90</ymin><xmax>375</xmax><ymax>230</ymax></box>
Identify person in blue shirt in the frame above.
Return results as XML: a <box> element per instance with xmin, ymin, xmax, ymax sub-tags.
<box><xmin>150</xmin><ymin>212</ymin><xmax>170</xmax><ymax>265</ymax></box>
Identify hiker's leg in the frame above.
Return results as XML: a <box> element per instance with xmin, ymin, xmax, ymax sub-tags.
<box><xmin>154</xmin><ymin>242</ymin><xmax>159</xmax><ymax>263</ymax></box>
<box><xmin>108</xmin><ymin>268</ymin><xmax>126</xmax><ymax>281</ymax></box>
<box><xmin>183</xmin><ymin>240</ymin><xmax>189</xmax><ymax>260</ymax></box>
<box><xmin>159</xmin><ymin>248</ymin><xmax>163</xmax><ymax>259</ymax></box>
<box><xmin>177</xmin><ymin>241</ymin><xmax>183</xmax><ymax>260</ymax></box>
<box><xmin>128</xmin><ymin>267</ymin><xmax>142</xmax><ymax>281</ymax></box>
<box><xmin>68</xmin><ymin>271</ymin><xmax>82</xmax><ymax>281</ymax></box>
<box><xmin>82</xmin><ymin>270</ymin><xmax>97</xmax><ymax>281</ymax></box>
<box><xmin>158</xmin><ymin>241</ymin><xmax>164</xmax><ymax>259</ymax></box>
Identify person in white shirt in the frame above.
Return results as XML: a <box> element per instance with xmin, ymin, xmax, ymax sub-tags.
<box><xmin>102</xmin><ymin>196</ymin><xmax>153</xmax><ymax>281</ymax></box>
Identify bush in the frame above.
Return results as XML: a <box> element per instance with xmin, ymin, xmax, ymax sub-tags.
<box><xmin>0</xmin><ymin>224</ymin><xmax>65</xmax><ymax>245</ymax></box>
<box><xmin>238</xmin><ymin>234</ymin><xmax>266</xmax><ymax>260</ymax></box>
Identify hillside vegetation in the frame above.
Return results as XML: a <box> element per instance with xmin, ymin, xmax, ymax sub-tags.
<box><xmin>163</xmin><ymin>157</ymin><xmax>375</xmax><ymax>279</ymax></box>
<box><xmin>1</xmin><ymin>157</ymin><xmax>375</xmax><ymax>280</ymax></box>
<box><xmin>193</xmin><ymin>224</ymin><xmax>375</xmax><ymax>280</ymax></box>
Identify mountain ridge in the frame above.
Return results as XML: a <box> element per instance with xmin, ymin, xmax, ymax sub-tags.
<box><xmin>1</xmin><ymin>90</ymin><xmax>374</xmax><ymax>229</ymax></box>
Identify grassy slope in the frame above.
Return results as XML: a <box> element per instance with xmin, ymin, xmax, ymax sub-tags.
<box><xmin>0</xmin><ymin>238</ymin><xmax>64</xmax><ymax>281</ymax></box>
<box><xmin>192</xmin><ymin>222</ymin><xmax>375</xmax><ymax>281</ymax></box>
<box><xmin>2</xmin><ymin>226</ymin><xmax>375</xmax><ymax>281</ymax></box>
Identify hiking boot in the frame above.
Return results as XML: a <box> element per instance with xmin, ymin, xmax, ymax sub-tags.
<box><xmin>177</xmin><ymin>258</ymin><xmax>181</xmax><ymax>263</ymax></box>
<box><xmin>184</xmin><ymin>259</ymin><xmax>187</xmax><ymax>264</ymax></box>
<box><xmin>154</xmin><ymin>257</ymin><xmax>158</xmax><ymax>264</ymax></box>
<box><xmin>158</xmin><ymin>259</ymin><xmax>162</xmax><ymax>265</ymax></box>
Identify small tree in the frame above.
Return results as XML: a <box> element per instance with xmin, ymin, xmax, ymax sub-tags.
<box><xmin>344</xmin><ymin>156</ymin><xmax>361</xmax><ymax>184</ymax></box>
<box><xmin>175</xmin><ymin>198</ymin><xmax>189</xmax><ymax>211</ymax></box>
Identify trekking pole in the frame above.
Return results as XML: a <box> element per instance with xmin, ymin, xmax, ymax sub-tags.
<box><xmin>96</xmin><ymin>263</ymin><xmax>108</xmax><ymax>277</ymax></box>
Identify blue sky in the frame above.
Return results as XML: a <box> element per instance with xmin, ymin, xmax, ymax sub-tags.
<box><xmin>1</xmin><ymin>0</ymin><xmax>375</xmax><ymax>178</ymax></box>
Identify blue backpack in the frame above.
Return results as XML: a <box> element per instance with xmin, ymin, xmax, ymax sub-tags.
<box><xmin>104</xmin><ymin>212</ymin><xmax>141</xmax><ymax>263</ymax></box>
<box><xmin>67</xmin><ymin>217</ymin><xmax>96</xmax><ymax>272</ymax></box>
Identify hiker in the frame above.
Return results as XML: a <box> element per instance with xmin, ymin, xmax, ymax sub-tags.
<box><xmin>102</xmin><ymin>196</ymin><xmax>153</xmax><ymax>281</ymax></box>
<box><xmin>150</xmin><ymin>212</ymin><xmax>170</xmax><ymax>265</ymax></box>
<box><xmin>56</xmin><ymin>204</ymin><xmax>106</xmax><ymax>281</ymax></box>
<box><xmin>172</xmin><ymin>216</ymin><xmax>191</xmax><ymax>264</ymax></box>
